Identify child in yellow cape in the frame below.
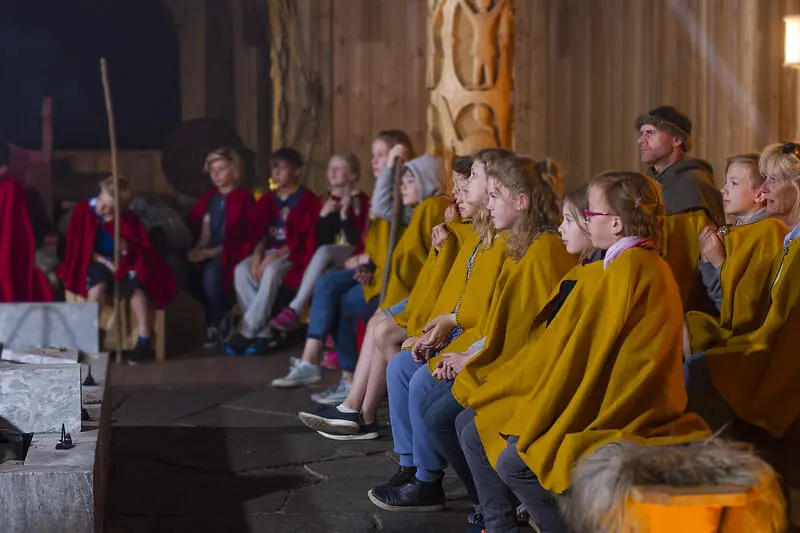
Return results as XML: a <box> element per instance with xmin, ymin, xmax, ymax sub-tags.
<box><xmin>272</xmin><ymin>149</ymin><xmax>449</xmax><ymax>405</ymax></box>
<box><xmin>458</xmin><ymin>171</ymin><xmax>710</xmax><ymax>532</ymax></box>
<box><xmin>297</xmin><ymin>150</ymin><xmax>512</xmax><ymax>439</ymax></box>
<box><xmin>686</xmin><ymin>153</ymin><xmax>787</xmax><ymax>356</ymax></box>
<box><xmin>686</xmin><ymin>142</ymin><xmax>800</xmax><ymax>439</ymax></box>
<box><xmin>365</xmin><ymin>156</ymin><xmax>571</xmax><ymax>514</ymax></box>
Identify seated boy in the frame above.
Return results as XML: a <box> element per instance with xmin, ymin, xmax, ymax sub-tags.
<box><xmin>57</xmin><ymin>177</ymin><xmax>177</xmax><ymax>363</ymax></box>
<box><xmin>0</xmin><ymin>142</ymin><xmax>54</xmax><ymax>303</ymax></box>
<box><xmin>226</xmin><ymin>148</ymin><xmax>319</xmax><ymax>356</ymax></box>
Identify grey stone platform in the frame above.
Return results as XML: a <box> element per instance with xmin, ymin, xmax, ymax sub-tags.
<box><xmin>0</xmin><ymin>351</ymin><xmax>110</xmax><ymax>533</ymax></box>
<box><xmin>0</xmin><ymin>362</ymin><xmax>82</xmax><ymax>433</ymax></box>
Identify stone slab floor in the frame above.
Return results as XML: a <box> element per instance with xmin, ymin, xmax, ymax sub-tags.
<box><xmin>104</xmin><ymin>296</ymin><xmax>474</xmax><ymax>533</ymax></box>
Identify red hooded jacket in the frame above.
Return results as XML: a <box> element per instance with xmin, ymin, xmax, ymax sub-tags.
<box><xmin>0</xmin><ymin>178</ymin><xmax>54</xmax><ymax>302</ymax></box>
<box><xmin>188</xmin><ymin>187</ymin><xmax>253</xmax><ymax>292</ymax></box>
<box><xmin>250</xmin><ymin>187</ymin><xmax>319</xmax><ymax>290</ymax></box>
<box><xmin>57</xmin><ymin>200</ymin><xmax>177</xmax><ymax>309</ymax></box>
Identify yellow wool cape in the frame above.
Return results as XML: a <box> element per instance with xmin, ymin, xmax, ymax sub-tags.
<box><xmin>434</xmin><ymin>233</ymin><xmax>577</xmax><ymax>387</ymax></box>
<box><xmin>657</xmin><ymin>211</ymin><xmax>714</xmax><ymax>312</ymax></box>
<box><xmin>473</xmin><ymin>248</ymin><xmax>710</xmax><ymax>494</ymax></box>
<box><xmin>364</xmin><ymin>195</ymin><xmax>452</xmax><ymax>306</ymax></box>
<box><xmin>393</xmin><ymin>220</ymin><xmax>475</xmax><ymax>331</ymax></box>
<box><xmin>406</xmin><ymin>229</ymin><xmax>509</xmax><ymax>344</ymax></box>
<box><xmin>706</xmin><ymin>232</ymin><xmax>800</xmax><ymax>437</ymax></box>
<box><xmin>362</xmin><ymin>218</ymin><xmax>397</xmax><ymax>296</ymax></box>
<box><xmin>686</xmin><ymin>217</ymin><xmax>788</xmax><ymax>353</ymax></box>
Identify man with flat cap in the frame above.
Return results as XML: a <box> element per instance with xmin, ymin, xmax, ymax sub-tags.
<box><xmin>636</xmin><ymin>105</ymin><xmax>724</xmax><ymax>225</ymax></box>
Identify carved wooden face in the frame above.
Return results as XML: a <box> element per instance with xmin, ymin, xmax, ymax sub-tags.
<box><xmin>473</xmin><ymin>0</ymin><xmax>493</xmax><ymax>12</ymax></box>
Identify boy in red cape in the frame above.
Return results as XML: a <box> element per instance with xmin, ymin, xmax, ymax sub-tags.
<box><xmin>226</xmin><ymin>147</ymin><xmax>319</xmax><ymax>356</ymax></box>
<box><xmin>57</xmin><ymin>177</ymin><xmax>177</xmax><ymax>363</ymax></box>
<box><xmin>0</xmin><ymin>142</ymin><xmax>54</xmax><ymax>303</ymax></box>
<box><xmin>187</xmin><ymin>147</ymin><xmax>253</xmax><ymax>348</ymax></box>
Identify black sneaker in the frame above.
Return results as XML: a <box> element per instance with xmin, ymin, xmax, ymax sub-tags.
<box><xmin>128</xmin><ymin>341</ymin><xmax>155</xmax><ymax>365</ymax></box>
<box><xmin>317</xmin><ymin>420</ymin><xmax>380</xmax><ymax>441</ymax></box>
<box><xmin>204</xmin><ymin>327</ymin><xmax>220</xmax><ymax>349</ymax></box>
<box><xmin>298</xmin><ymin>404</ymin><xmax>360</xmax><ymax>434</ymax></box>
<box><xmin>226</xmin><ymin>334</ymin><xmax>253</xmax><ymax>356</ymax></box>
<box><xmin>373</xmin><ymin>466</ymin><xmax>418</xmax><ymax>493</ymax></box>
<box><xmin>368</xmin><ymin>477</ymin><xmax>445</xmax><ymax>512</ymax></box>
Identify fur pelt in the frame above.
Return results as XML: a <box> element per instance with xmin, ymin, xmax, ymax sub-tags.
<box><xmin>560</xmin><ymin>437</ymin><xmax>786</xmax><ymax>533</ymax></box>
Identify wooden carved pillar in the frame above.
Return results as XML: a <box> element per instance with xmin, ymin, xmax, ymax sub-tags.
<box><xmin>427</xmin><ymin>0</ymin><xmax>514</xmax><ymax>170</ymax></box>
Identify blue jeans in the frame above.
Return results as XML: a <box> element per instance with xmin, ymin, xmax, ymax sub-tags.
<box><xmin>387</xmin><ymin>350</ymin><xmax>474</xmax><ymax>489</ymax></box>
<box><xmin>307</xmin><ymin>269</ymin><xmax>376</xmax><ymax>372</ymax></box>
<box><xmin>185</xmin><ymin>256</ymin><xmax>228</xmax><ymax>327</ymax></box>
<box><xmin>420</xmin><ymin>376</ymin><xmax>478</xmax><ymax>504</ymax></box>
<box><xmin>457</xmin><ymin>409</ymin><xmax>566</xmax><ymax>533</ymax></box>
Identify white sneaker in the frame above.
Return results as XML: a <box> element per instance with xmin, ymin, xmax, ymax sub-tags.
<box><xmin>310</xmin><ymin>377</ymin><xmax>351</xmax><ymax>405</ymax></box>
<box><xmin>271</xmin><ymin>357</ymin><xmax>322</xmax><ymax>388</ymax></box>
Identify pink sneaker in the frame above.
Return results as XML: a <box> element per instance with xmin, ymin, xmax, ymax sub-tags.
<box><xmin>321</xmin><ymin>350</ymin><xmax>340</xmax><ymax>370</ymax></box>
<box><xmin>269</xmin><ymin>307</ymin><xmax>300</xmax><ymax>332</ymax></box>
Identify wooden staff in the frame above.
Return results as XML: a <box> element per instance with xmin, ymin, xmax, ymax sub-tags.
<box><xmin>100</xmin><ymin>58</ymin><xmax>123</xmax><ymax>365</ymax></box>
<box><xmin>379</xmin><ymin>157</ymin><xmax>406</xmax><ymax>304</ymax></box>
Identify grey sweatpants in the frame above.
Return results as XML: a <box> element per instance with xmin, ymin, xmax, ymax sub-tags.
<box><xmin>288</xmin><ymin>244</ymin><xmax>355</xmax><ymax>312</ymax></box>
<box><xmin>234</xmin><ymin>254</ymin><xmax>293</xmax><ymax>338</ymax></box>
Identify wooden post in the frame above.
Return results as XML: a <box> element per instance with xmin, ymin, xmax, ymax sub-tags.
<box><xmin>380</xmin><ymin>157</ymin><xmax>406</xmax><ymax>304</ymax></box>
<box><xmin>100</xmin><ymin>58</ymin><xmax>123</xmax><ymax>365</ymax></box>
<box><xmin>427</xmin><ymin>0</ymin><xmax>514</xmax><ymax>174</ymax></box>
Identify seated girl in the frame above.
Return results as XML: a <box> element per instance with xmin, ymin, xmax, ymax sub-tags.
<box><xmin>458</xmin><ymin>171</ymin><xmax>710</xmax><ymax>532</ymax></box>
<box><xmin>686</xmin><ymin>142</ymin><xmax>800</xmax><ymax>437</ymax></box>
<box><xmin>272</xmin><ymin>151</ymin><xmax>449</xmax><ymax>407</ymax></box>
<box><xmin>58</xmin><ymin>177</ymin><xmax>178</xmax><ymax>363</ymax></box>
<box><xmin>187</xmin><ymin>147</ymin><xmax>254</xmax><ymax>348</ymax></box>
<box><xmin>686</xmin><ymin>153</ymin><xmax>787</xmax><ymax>356</ymax></box>
<box><xmin>296</xmin><ymin>150</ymin><xmax>510</xmax><ymax>440</ymax></box>
<box><xmin>365</xmin><ymin>156</ymin><xmax>575</xmax><ymax>515</ymax></box>
<box><xmin>268</xmin><ymin>152</ymin><xmax>370</xmax><ymax>332</ymax></box>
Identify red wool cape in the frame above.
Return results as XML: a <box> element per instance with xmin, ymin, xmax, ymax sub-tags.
<box><xmin>57</xmin><ymin>200</ymin><xmax>177</xmax><ymax>309</ymax></box>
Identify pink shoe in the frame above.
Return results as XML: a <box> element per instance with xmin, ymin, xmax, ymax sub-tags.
<box><xmin>269</xmin><ymin>307</ymin><xmax>300</xmax><ymax>332</ymax></box>
<box><xmin>321</xmin><ymin>350</ymin><xmax>340</xmax><ymax>370</ymax></box>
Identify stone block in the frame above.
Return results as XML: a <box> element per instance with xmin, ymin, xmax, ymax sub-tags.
<box><xmin>1</xmin><ymin>347</ymin><xmax>80</xmax><ymax>365</ymax></box>
<box><xmin>0</xmin><ymin>431</ymin><xmax>98</xmax><ymax>533</ymax></box>
<box><xmin>0</xmin><ymin>363</ymin><xmax>82</xmax><ymax>433</ymax></box>
<box><xmin>0</xmin><ymin>302</ymin><xmax>99</xmax><ymax>354</ymax></box>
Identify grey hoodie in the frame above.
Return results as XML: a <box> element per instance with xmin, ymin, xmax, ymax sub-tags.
<box><xmin>647</xmin><ymin>157</ymin><xmax>724</xmax><ymax>226</ymax></box>
<box><xmin>371</xmin><ymin>154</ymin><xmax>446</xmax><ymax>225</ymax></box>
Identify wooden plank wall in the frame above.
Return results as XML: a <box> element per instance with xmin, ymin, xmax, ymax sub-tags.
<box><xmin>515</xmin><ymin>0</ymin><xmax>800</xmax><ymax>191</ymax></box>
<box><xmin>329</xmin><ymin>0</ymin><xmax>428</xmax><ymax>191</ymax></box>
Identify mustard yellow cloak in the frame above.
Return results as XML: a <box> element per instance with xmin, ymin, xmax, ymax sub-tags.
<box><xmin>393</xmin><ymin>219</ymin><xmax>475</xmax><ymax>331</ymax></box>
<box><xmin>363</xmin><ymin>196</ymin><xmax>451</xmax><ymax>305</ymax></box>
<box><xmin>474</xmin><ymin>248</ymin><xmax>709</xmax><ymax>493</ymax></box>
<box><xmin>657</xmin><ymin>211</ymin><xmax>715</xmax><ymax>312</ymax></box>
<box><xmin>706</xmin><ymin>232</ymin><xmax>800</xmax><ymax>437</ymax></box>
<box><xmin>434</xmin><ymin>233</ymin><xmax>576</xmax><ymax>390</ymax></box>
<box><xmin>405</xmin><ymin>229</ymin><xmax>508</xmax><ymax>343</ymax></box>
<box><xmin>686</xmin><ymin>217</ymin><xmax>788</xmax><ymax>353</ymax></box>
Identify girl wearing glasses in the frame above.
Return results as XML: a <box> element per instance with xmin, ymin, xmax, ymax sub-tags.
<box><xmin>458</xmin><ymin>171</ymin><xmax>709</xmax><ymax>533</ymax></box>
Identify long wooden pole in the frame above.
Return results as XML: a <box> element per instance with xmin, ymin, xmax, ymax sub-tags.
<box><xmin>100</xmin><ymin>58</ymin><xmax>123</xmax><ymax>365</ymax></box>
<box><xmin>379</xmin><ymin>157</ymin><xmax>405</xmax><ymax>304</ymax></box>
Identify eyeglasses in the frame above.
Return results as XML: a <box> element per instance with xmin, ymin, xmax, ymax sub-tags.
<box><xmin>783</xmin><ymin>142</ymin><xmax>800</xmax><ymax>158</ymax></box>
<box><xmin>583</xmin><ymin>209</ymin><xmax>617</xmax><ymax>221</ymax></box>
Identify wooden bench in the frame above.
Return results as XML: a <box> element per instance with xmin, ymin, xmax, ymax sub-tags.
<box><xmin>66</xmin><ymin>291</ymin><xmax>166</xmax><ymax>362</ymax></box>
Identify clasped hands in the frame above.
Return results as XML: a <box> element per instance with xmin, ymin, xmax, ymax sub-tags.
<box><xmin>407</xmin><ymin>313</ymin><xmax>457</xmax><ymax>363</ymax></box>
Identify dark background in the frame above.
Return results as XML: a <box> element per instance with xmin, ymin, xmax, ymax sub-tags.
<box><xmin>0</xmin><ymin>0</ymin><xmax>181</xmax><ymax>150</ymax></box>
